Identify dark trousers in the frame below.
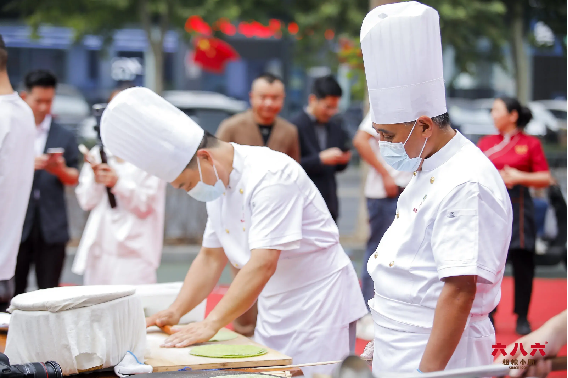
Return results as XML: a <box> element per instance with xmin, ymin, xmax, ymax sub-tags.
<box><xmin>0</xmin><ymin>277</ymin><xmax>15</xmax><ymax>312</ymax></box>
<box><xmin>361</xmin><ymin>197</ymin><xmax>399</xmax><ymax>310</ymax></box>
<box><xmin>492</xmin><ymin>248</ymin><xmax>535</xmax><ymax>319</ymax></box>
<box><xmin>15</xmin><ymin>217</ymin><xmax>66</xmax><ymax>296</ymax></box>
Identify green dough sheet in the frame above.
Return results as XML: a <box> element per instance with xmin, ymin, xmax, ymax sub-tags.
<box><xmin>208</xmin><ymin>329</ymin><xmax>238</xmax><ymax>342</ymax></box>
<box><xmin>190</xmin><ymin>344</ymin><xmax>268</xmax><ymax>359</ymax></box>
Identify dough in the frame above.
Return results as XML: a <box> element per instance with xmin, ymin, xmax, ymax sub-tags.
<box><xmin>209</xmin><ymin>329</ymin><xmax>238</xmax><ymax>342</ymax></box>
<box><xmin>189</xmin><ymin>344</ymin><xmax>267</xmax><ymax>358</ymax></box>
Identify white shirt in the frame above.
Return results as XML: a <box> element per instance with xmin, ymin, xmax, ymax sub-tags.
<box><xmin>203</xmin><ymin>144</ymin><xmax>352</xmax><ymax>295</ymax></box>
<box><xmin>368</xmin><ymin>131</ymin><xmax>512</xmax><ymax>329</ymax></box>
<box><xmin>73</xmin><ymin>146</ymin><xmax>167</xmax><ymax>284</ymax></box>
<box><xmin>35</xmin><ymin>115</ymin><xmax>51</xmax><ymax>156</ymax></box>
<box><xmin>202</xmin><ymin>144</ymin><xmax>367</xmax><ymax>372</ymax></box>
<box><xmin>359</xmin><ymin>113</ymin><xmax>412</xmax><ymax>198</ymax></box>
<box><xmin>0</xmin><ymin>92</ymin><xmax>35</xmax><ymax>280</ymax></box>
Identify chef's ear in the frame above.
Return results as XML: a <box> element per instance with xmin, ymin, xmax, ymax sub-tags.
<box><xmin>417</xmin><ymin>115</ymin><xmax>435</xmax><ymax>138</ymax></box>
<box><xmin>195</xmin><ymin>148</ymin><xmax>214</xmax><ymax>163</ymax></box>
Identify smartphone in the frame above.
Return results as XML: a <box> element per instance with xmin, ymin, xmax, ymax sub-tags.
<box><xmin>46</xmin><ymin>147</ymin><xmax>64</xmax><ymax>156</ymax></box>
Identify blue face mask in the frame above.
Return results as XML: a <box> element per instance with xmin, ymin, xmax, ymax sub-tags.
<box><xmin>378</xmin><ymin>120</ymin><xmax>428</xmax><ymax>172</ymax></box>
<box><xmin>187</xmin><ymin>158</ymin><xmax>225</xmax><ymax>202</ymax></box>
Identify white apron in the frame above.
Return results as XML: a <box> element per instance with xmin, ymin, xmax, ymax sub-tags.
<box><xmin>370</xmin><ymin>298</ymin><xmax>495</xmax><ymax>374</ymax></box>
<box><xmin>255</xmin><ymin>257</ymin><xmax>365</xmax><ymax>377</ymax></box>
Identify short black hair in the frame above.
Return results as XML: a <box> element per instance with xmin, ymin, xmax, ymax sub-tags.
<box><xmin>498</xmin><ymin>97</ymin><xmax>533</xmax><ymax>128</ymax></box>
<box><xmin>24</xmin><ymin>70</ymin><xmax>58</xmax><ymax>91</ymax></box>
<box><xmin>186</xmin><ymin>130</ymin><xmax>220</xmax><ymax>169</ymax></box>
<box><xmin>432</xmin><ymin>112</ymin><xmax>450</xmax><ymax>128</ymax></box>
<box><xmin>0</xmin><ymin>35</ymin><xmax>7</xmax><ymax>72</ymax></box>
<box><xmin>404</xmin><ymin>112</ymin><xmax>451</xmax><ymax>129</ymax></box>
<box><xmin>254</xmin><ymin>72</ymin><xmax>282</xmax><ymax>84</ymax></box>
<box><xmin>311</xmin><ymin>75</ymin><xmax>342</xmax><ymax>99</ymax></box>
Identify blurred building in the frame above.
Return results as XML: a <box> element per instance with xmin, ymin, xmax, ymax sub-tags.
<box><xmin>0</xmin><ymin>24</ymin><xmax>308</xmax><ymax>118</ymax></box>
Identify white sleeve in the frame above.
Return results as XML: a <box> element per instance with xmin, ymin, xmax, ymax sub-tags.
<box><xmin>202</xmin><ymin>217</ymin><xmax>222</xmax><ymax>249</ymax></box>
<box><xmin>248</xmin><ymin>183</ymin><xmax>303</xmax><ymax>251</ymax></box>
<box><xmin>75</xmin><ymin>162</ymin><xmax>105</xmax><ymax>211</ymax></box>
<box><xmin>431</xmin><ymin>182</ymin><xmax>510</xmax><ymax>284</ymax></box>
<box><xmin>111</xmin><ymin>170</ymin><xmax>165</xmax><ymax>219</ymax></box>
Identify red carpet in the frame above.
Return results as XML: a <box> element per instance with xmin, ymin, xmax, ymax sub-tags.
<box><xmin>206</xmin><ymin>277</ymin><xmax>567</xmax><ymax>375</ymax></box>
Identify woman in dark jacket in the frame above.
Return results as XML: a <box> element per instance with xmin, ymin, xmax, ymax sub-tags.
<box><xmin>478</xmin><ymin>97</ymin><xmax>552</xmax><ymax>335</ymax></box>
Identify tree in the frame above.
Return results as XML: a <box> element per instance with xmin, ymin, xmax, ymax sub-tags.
<box><xmin>11</xmin><ymin>0</ymin><xmax>267</xmax><ymax>94</ymax></box>
<box><xmin>501</xmin><ymin>0</ymin><xmax>566</xmax><ymax>102</ymax></box>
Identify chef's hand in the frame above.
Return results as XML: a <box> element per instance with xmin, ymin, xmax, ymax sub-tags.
<box><xmin>161</xmin><ymin>320</ymin><xmax>218</xmax><ymax>348</ymax></box>
<box><xmin>146</xmin><ymin>308</ymin><xmax>182</xmax><ymax>329</ymax></box>
<box><xmin>383</xmin><ymin>174</ymin><xmax>399</xmax><ymax>198</ymax></box>
<box><xmin>494</xmin><ymin>310</ymin><xmax>567</xmax><ymax>378</ymax></box>
<box><xmin>93</xmin><ymin>163</ymin><xmax>118</xmax><ymax>188</ymax></box>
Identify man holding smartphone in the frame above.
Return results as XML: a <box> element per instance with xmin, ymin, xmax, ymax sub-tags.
<box><xmin>290</xmin><ymin>75</ymin><xmax>351</xmax><ymax>223</ymax></box>
<box><xmin>15</xmin><ymin>70</ymin><xmax>79</xmax><ymax>296</ymax></box>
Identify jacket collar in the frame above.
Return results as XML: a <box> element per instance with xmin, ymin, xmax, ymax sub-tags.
<box><xmin>420</xmin><ymin>130</ymin><xmax>468</xmax><ymax>172</ymax></box>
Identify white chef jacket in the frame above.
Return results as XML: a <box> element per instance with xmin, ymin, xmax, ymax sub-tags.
<box><xmin>73</xmin><ymin>146</ymin><xmax>166</xmax><ymax>285</ymax></box>
<box><xmin>202</xmin><ymin>144</ymin><xmax>367</xmax><ymax>376</ymax></box>
<box><xmin>0</xmin><ymin>92</ymin><xmax>35</xmax><ymax>281</ymax></box>
<box><xmin>368</xmin><ymin>131</ymin><xmax>512</xmax><ymax>373</ymax></box>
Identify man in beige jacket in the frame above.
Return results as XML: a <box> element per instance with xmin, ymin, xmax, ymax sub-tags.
<box><xmin>216</xmin><ymin>72</ymin><xmax>300</xmax><ymax>337</ymax></box>
<box><xmin>216</xmin><ymin>72</ymin><xmax>299</xmax><ymax>162</ymax></box>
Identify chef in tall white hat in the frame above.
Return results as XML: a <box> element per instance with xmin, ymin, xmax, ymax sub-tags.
<box><xmin>360</xmin><ymin>1</ymin><xmax>513</xmax><ymax>374</ymax></box>
<box><xmin>100</xmin><ymin>87</ymin><xmax>367</xmax><ymax>377</ymax></box>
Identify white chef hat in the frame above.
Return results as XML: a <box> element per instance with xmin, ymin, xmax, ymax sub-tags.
<box><xmin>360</xmin><ymin>1</ymin><xmax>446</xmax><ymax>124</ymax></box>
<box><xmin>100</xmin><ymin>87</ymin><xmax>205</xmax><ymax>182</ymax></box>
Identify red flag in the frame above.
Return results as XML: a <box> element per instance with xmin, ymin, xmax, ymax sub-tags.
<box><xmin>192</xmin><ymin>36</ymin><xmax>240</xmax><ymax>73</ymax></box>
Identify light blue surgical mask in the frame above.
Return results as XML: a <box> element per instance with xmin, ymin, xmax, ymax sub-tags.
<box><xmin>187</xmin><ymin>158</ymin><xmax>225</xmax><ymax>202</ymax></box>
<box><xmin>378</xmin><ymin>120</ymin><xmax>428</xmax><ymax>172</ymax></box>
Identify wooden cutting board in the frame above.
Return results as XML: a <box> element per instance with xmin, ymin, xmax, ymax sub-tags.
<box><xmin>145</xmin><ymin>327</ymin><xmax>292</xmax><ymax>372</ymax></box>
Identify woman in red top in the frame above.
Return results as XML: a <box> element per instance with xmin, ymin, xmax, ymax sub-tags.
<box><xmin>478</xmin><ymin>97</ymin><xmax>552</xmax><ymax>336</ymax></box>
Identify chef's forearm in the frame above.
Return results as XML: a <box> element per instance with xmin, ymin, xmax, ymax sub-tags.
<box><xmin>170</xmin><ymin>247</ymin><xmax>227</xmax><ymax>317</ymax></box>
<box><xmin>205</xmin><ymin>248</ymin><xmax>279</xmax><ymax>331</ymax></box>
<box><xmin>419</xmin><ymin>275</ymin><xmax>476</xmax><ymax>372</ymax></box>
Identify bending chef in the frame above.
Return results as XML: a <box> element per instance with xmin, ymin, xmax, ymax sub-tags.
<box><xmin>100</xmin><ymin>87</ymin><xmax>367</xmax><ymax>377</ymax></box>
<box><xmin>360</xmin><ymin>1</ymin><xmax>513</xmax><ymax>374</ymax></box>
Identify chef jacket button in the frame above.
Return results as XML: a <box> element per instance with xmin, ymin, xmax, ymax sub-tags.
<box><xmin>374</xmin><ymin>252</ymin><xmax>377</xmax><ymax>259</ymax></box>
<box><xmin>225</xmin><ymin>229</ymin><xmax>230</xmax><ymax>234</ymax></box>
<box><xmin>235</xmin><ymin>263</ymin><xmax>239</xmax><ymax>268</ymax></box>
<box><xmin>396</xmin><ymin>212</ymin><xmax>399</xmax><ymax>219</ymax></box>
<box><xmin>239</xmin><ymin>189</ymin><xmax>244</xmax><ymax>194</ymax></box>
<box><xmin>389</xmin><ymin>261</ymin><xmax>394</xmax><ymax>267</ymax></box>
<box><xmin>242</xmin><ymin>227</ymin><xmax>246</xmax><ymax>231</ymax></box>
<box><xmin>430</xmin><ymin>177</ymin><xmax>435</xmax><ymax>184</ymax></box>
<box><xmin>413</xmin><ymin>171</ymin><xmax>417</xmax><ymax>176</ymax></box>
<box><xmin>223</xmin><ymin>192</ymin><xmax>226</xmax><ymax>196</ymax></box>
